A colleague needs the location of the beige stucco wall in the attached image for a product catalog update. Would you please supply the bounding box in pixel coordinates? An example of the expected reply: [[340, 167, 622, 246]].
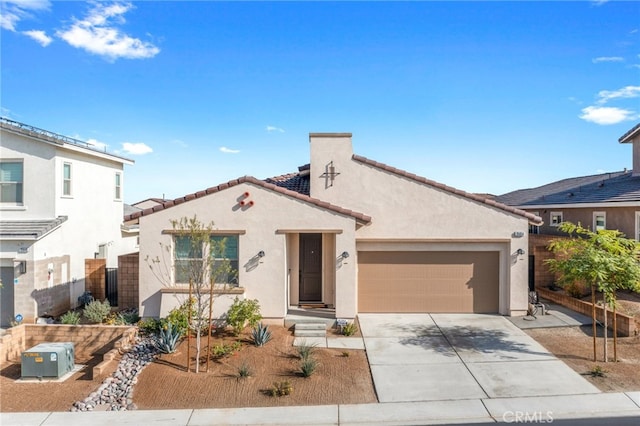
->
[[138, 181, 358, 319], [309, 134, 530, 315], [526, 206, 640, 240]]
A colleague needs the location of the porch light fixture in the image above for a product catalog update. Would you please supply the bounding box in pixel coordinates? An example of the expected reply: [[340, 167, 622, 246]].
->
[[512, 231, 525, 238], [257, 250, 265, 258], [516, 248, 525, 256], [340, 251, 349, 259]]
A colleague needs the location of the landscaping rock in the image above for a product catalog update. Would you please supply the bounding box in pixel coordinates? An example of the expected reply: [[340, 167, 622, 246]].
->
[[70, 337, 159, 412]]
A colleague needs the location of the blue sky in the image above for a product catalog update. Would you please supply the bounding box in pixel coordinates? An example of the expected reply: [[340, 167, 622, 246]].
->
[[2, 1, 639, 204]]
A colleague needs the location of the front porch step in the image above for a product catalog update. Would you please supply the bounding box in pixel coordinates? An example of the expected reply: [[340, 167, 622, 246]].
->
[[294, 322, 327, 338]]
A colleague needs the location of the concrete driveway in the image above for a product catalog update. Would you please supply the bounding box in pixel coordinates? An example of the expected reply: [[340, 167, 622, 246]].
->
[[358, 313, 601, 403]]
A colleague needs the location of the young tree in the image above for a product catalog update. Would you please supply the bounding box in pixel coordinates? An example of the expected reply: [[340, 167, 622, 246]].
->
[[546, 222, 640, 362], [146, 215, 236, 373]]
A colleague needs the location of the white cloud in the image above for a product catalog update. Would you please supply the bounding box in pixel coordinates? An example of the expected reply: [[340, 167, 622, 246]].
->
[[0, 0, 50, 31], [596, 85, 640, 104], [22, 29, 52, 46], [579, 106, 636, 125], [266, 125, 285, 133], [56, 1, 160, 61], [85, 138, 108, 151], [220, 147, 240, 154], [592, 56, 624, 63], [122, 142, 153, 155], [591, 0, 610, 6]]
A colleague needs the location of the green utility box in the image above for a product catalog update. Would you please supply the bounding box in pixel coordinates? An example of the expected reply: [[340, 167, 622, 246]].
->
[[21, 342, 74, 379]]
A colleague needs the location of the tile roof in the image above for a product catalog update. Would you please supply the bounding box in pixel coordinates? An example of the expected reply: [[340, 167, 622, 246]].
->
[[124, 176, 371, 225], [0, 216, 68, 240], [494, 170, 640, 206], [1, 117, 133, 164], [619, 122, 640, 143], [264, 164, 311, 195], [352, 154, 543, 225]]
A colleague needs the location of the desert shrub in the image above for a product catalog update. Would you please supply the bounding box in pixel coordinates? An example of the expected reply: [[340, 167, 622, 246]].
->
[[589, 365, 607, 377], [212, 341, 242, 358], [237, 362, 252, 378], [565, 281, 588, 298], [226, 297, 262, 336], [60, 310, 80, 325], [300, 357, 319, 377], [118, 309, 140, 325], [83, 300, 111, 324], [165, 297, 196, 337], [270, 381, 293, 397], [341, 321, 358, 336], [138, 317, 162, 335], [251, 322, 272, 347], [295, 341, 317, 360], [155, 322, 182, 354]]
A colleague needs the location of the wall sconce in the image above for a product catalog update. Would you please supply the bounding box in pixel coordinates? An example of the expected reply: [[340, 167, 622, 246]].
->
[[17, 261, 26, 275], [257, 250, 265, 258], [340, 251, 349, 259], [516, 248, 525, 256], [512, 231, 525, 238]]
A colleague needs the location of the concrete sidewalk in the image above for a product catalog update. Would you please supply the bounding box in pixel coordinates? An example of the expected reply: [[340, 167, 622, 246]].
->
[[2, 393, 640, 425]]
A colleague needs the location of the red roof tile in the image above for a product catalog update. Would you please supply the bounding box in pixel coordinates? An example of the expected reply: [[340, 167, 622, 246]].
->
[[123, 176, 372, 225]]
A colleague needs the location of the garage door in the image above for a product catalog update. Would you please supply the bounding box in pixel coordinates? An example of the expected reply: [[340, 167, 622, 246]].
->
[[358, 251, 499, 313]]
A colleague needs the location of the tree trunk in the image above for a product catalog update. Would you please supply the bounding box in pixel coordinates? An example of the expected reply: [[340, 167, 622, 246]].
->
[[591, 285, 597, 362], [187, 281, 192, 373], [206, 286, 214, 373], [602, 296, 608, 363]]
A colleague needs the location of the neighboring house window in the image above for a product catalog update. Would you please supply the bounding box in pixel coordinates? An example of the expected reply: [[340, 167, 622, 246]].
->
[[0, 161, 23, 203], [550, 211, 563, 227], [636, 212, 640, 241], [529, 211, 540, 234], [63, 162, 72, 196], [115, 172, 122, 200], [97, 244, 108, 259], [593, 212, 606, 231], [174, 235, 239, 285]]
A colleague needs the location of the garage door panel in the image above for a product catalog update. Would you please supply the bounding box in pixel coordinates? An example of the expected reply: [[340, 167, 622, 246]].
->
[[358, 251, 499, 313]]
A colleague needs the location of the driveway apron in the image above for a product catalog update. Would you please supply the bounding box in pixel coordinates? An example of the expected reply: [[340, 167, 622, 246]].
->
[[358, 313, 600, 403]]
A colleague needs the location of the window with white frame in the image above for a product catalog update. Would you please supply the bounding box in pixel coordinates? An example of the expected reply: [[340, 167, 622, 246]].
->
[[593, 211, 606, 231], [0, 161, 23, 203], [63, 162, 72, 196], [174, 235, 239, 285], [550, 211, 563, 226], [115, 172, 122, 200]]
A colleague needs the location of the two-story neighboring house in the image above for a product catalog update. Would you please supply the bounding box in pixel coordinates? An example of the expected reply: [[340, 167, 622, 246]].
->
[[0, 118, 134, 327], [494, 123, 640, 289]]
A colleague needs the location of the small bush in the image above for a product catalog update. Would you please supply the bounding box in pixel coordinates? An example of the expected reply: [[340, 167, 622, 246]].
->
[[237, 362, 252, 378], [165, 297, 196, 337], [155, 322, 182, 354], [60, 310, 81, 325], [212, 341, 242, 358], [341, 322, 358, 336], [118, 309, 140, 325], [589, 365, 607, 378], [341, 351, 350, 358], [300, 357, 319, 377], [226, 297, 262, 336], [270, 381, 293, 397], [83, 300, 111, 324], [251, 322, 272, 347], [564, 281, 588, 298], [296, 341, 317, 360], [138, 317, 162, 335]]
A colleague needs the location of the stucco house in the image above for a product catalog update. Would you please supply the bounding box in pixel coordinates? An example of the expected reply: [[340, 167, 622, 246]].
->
[[127, 133, 540, 322], [0, 118, 135, 327], [494, 122, 640, 290]]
